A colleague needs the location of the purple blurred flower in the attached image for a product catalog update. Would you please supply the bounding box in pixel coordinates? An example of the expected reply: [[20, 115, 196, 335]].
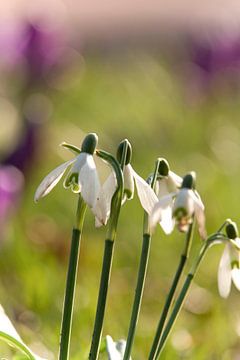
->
[[190, 36, 240, 90], [183, 36, 240, 100], [2, 120, 39, 174], [0, 166, 24, 236], [0, 21, 68, 89], [192, 38, 240, 75]]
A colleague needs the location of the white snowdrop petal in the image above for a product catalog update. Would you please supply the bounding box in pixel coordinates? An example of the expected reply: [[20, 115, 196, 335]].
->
[[130, 166, 158, 214], [173, 189, 194, 215], [70, 152, 87, 175], [92, 172, 117, 227], [190, 190, 205, 210], [160, 205, 175, 235], [123, 164, 134, 199], [193, 201, 206, 240], [0, 305, 22, 342], [231, 268, 240, 291], [79, 154, 101, 208], [106, 335, 122, 360], [0, 305, 46, 360], [169, 171, 182, 188], [155, 178, 169, 199], [218, 245, 232, 298], [106, 335, 131, 360], [149, 193, 175, 234], [34, 158, 75, 202]]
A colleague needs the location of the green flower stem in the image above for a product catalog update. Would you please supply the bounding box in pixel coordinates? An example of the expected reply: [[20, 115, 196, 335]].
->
[[59, 195, 87, 360], [89, 148, 124, 360], [123, 159, 161, 360], [88, 239, 114, 360], [148, 221, 194, 360], [155, 240, 210, 359]]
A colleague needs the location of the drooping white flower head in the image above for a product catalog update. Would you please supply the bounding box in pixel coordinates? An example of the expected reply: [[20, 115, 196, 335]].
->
[[149, 158, 182, 234], [114, 140, 161, 222], [218, 222, 240, 298], [154, 158, 182, 199], [34, 133, 113, 226], [106, 335, 132, 360], [150, 172, 206, 238], [172, 172, 206, 239]]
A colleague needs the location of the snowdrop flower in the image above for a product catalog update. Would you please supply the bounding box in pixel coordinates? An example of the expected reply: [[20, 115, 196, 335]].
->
[[154, 158, 182, 199], [106, 335, 132, 360], [218, 222, 240, 298], [116, 140, 159, 216], [151, 158, 182, 234], [93, 139, 158, 228], [150, 172, 206, 238], [34, 133, 113, 226], [172, 172, 206, 238]]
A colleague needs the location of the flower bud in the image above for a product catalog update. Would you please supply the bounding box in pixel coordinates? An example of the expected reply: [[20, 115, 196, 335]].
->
[[117, 139, 132, 165], [158, 158, 169, 177], [81, 133, 98, 154], [226, 222, 239, 239], [181, 172, 196, 189]]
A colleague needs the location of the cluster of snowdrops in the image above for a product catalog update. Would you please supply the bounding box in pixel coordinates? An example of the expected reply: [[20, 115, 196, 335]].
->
[[1, 133, 240, 360]]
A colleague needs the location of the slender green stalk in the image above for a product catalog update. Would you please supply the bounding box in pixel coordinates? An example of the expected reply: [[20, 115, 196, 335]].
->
[[123, 233, 151, 360], [89, 146, 125, 360], [88, 239, 114, 359], [155, 241, 209, 359], [59, 195, 87, 360], [123, 159, 161, 360], [148, 221, 194, 360]]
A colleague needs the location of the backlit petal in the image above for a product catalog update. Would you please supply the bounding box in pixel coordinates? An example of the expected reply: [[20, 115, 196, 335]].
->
[[106, 335, 130, 360], [218, 245, 232, 298], [123, 164, 134, 199], [0, 305, 46, 360], [191, 191, 206, 239], [34, 158, 75, 202], [79, 154, 101, 208], [160, 205, 175, 234], [169, 171, 182, 188], [149, 193, 176, 234], [130, 166, 158, 214], [173, 189, 194, 217], [93, 172, 117, 227], [155, 178, 169, 199], [231, 268, 240, 291]]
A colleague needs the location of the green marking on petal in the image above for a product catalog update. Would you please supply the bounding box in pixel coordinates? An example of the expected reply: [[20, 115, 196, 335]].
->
[[231, 260, 239, 269], [124, 188, 133, 199], [64, 173, 80, 192], [173, 207, 188, 220]]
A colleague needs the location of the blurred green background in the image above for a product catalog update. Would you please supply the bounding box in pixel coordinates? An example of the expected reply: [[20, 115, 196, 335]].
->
[[1, 21, 240, 359]]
